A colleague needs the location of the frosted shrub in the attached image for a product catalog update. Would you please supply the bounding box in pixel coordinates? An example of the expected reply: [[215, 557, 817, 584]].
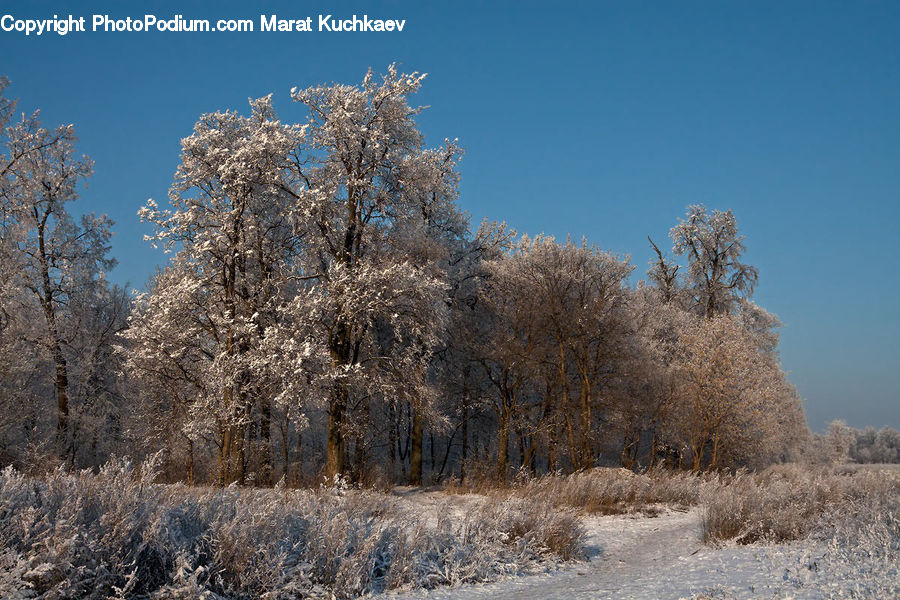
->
[[0, 462, 582, 599], [810, 489, 899, 599], [745, 473, 899, 599], [482, 467, 711, 514], [701, 464, 900, 545]]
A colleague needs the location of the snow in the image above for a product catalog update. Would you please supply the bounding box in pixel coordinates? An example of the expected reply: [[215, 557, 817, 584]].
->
[[378, 505, 838, 600]]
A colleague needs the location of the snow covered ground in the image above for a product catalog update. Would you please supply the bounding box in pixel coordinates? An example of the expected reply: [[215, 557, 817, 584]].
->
[[379, 496, 887, 600]]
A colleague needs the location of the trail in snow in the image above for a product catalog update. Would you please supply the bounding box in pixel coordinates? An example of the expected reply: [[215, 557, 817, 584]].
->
[[381, 504, 822, 600]]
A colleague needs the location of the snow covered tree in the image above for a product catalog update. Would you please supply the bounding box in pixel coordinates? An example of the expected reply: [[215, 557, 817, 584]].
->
[[624, 286, 692, 468], [132, 96, 306, 484], [63, 276, 130, 467], [473, 235, 633, 475], [429, 220, 514, 482], [647, 235, 681, 306], [131, 67, 465, 483], [0, 83, 115, 460], [852, 426, 900, 463], [285, 65, 461, 479], [825, 419, 856, 464], [672, 313, 796, 470], [0, 71, 819, 483], [670, 205, 758, 318]]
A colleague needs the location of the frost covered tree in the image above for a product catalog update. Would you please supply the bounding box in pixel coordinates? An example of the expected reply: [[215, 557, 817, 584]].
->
[[634, 206, 807, 470], [625, 285, 693, 468], [131, 96, 306, 484], [672, 313, 796, 470], [0, 80, 116, 461], [851, 426, 900, 464], [470, 246, 544, 478], [284, 65, 461, 479], [429, 221, 513, 482], [473, 235, 633, 476], [670, 205, 758, 318], [825, 419, 856, 464], [130, 66, 465, 483], [0, 73, 819, 483], [647, 235, 681, 306]]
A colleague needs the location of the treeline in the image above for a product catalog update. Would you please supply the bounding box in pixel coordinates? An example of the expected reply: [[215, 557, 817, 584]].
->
[[814, 420, 900, 464], [0, 67, 810, 486]]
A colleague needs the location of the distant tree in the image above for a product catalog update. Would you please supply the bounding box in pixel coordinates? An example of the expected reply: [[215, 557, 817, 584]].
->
[[870, 427, 900, 463], [825, 419, 856, 464], [836, 424, 900, 464]]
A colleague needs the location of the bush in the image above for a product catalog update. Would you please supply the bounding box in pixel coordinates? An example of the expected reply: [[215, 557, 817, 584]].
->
[[701, 463, 900, 545], [0, 461, 583, 599], [451, 467, 712, 515]]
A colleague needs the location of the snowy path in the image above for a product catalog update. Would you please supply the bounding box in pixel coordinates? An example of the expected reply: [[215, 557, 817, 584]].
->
[[382, 506, 819, 600]]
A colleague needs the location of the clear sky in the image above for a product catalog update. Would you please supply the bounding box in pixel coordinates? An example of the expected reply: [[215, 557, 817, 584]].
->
[[2, 1, 898, 431]]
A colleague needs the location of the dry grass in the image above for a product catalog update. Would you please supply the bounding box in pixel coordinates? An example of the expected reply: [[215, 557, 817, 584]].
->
[[450, 463, 898, 549], [3, 460, 893, 598], [0, 461, 583, 599], [701, 463, 900, 545], [448, 467, 713, 515]]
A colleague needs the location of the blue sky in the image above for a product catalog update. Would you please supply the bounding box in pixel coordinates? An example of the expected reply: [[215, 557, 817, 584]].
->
[[2, 1, 898, 431]]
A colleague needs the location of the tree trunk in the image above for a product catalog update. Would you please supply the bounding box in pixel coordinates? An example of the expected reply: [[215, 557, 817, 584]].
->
[[220, 424, 232, 485], [388, 402, 398, 475], [691, 440, 704, 472], [497, 407, 510, 480], [460, 398, 469, 482], [409, 409, 424, 486], [709, 430, 720, 471], [542, 378, 557, 473], [51, 341, 70, 455], [37, 214, 70, 459], [564, 410, 578, 471], [235, 424, 247, 485], [579, 374, 593, 468], [259, 397, 272, 485], [235, 400, 248, 485], [279, 418, 288, 481], [437, 426, 458, 480], [352, 434, 366, 484], [187, 438, 195, 485], [621, 430, 632, 469], [294, 431, 303, 485], [429, 431, 435, 475], [325, 393, 345, 479], [325, 314, 354, 478]]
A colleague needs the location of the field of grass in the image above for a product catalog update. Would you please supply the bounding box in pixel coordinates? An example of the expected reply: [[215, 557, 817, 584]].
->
[[1, 462, 896, 599]]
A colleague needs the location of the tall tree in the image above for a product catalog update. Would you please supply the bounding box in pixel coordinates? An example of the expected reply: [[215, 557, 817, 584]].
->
[[286, 65, 461, 479], [133, 96, 306, 484], [0, 86, 114, 459], [475, 235, 632, 475]]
